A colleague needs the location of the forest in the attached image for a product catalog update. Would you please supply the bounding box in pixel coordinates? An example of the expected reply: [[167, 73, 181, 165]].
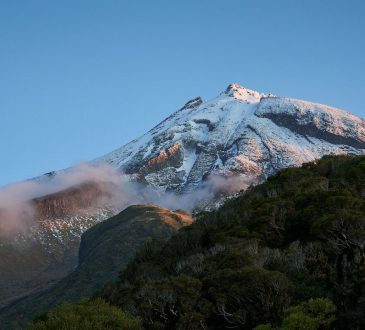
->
[[29, 155, 365, 329]]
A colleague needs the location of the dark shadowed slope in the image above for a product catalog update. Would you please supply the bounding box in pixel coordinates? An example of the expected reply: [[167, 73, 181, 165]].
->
[[0, 204, 192, 329], [0, 182, 115, 309]]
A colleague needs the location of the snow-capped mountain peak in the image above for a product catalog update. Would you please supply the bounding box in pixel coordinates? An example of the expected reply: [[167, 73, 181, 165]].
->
[[97, 84, 365, 193]]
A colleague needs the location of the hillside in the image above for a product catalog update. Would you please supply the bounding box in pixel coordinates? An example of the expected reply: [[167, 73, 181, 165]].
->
[[0, 182, 115, 309], [92, 155, 365, 329], [0, 205, 192, 329]]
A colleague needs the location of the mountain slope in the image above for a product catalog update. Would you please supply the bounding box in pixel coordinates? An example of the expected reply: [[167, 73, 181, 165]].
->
[[0, 182, 115, 309], [98, 155, 365, 329], [0, 205, 192, 328]]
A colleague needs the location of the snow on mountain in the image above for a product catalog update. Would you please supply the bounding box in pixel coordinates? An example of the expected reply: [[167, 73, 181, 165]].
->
[[96, 83, 365, 193]]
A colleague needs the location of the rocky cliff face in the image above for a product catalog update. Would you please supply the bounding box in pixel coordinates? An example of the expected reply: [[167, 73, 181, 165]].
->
[[32, 182, 112, 219]]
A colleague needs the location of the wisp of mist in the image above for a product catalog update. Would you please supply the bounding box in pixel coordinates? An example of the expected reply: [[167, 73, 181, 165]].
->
[[0, 163, 253, 235]]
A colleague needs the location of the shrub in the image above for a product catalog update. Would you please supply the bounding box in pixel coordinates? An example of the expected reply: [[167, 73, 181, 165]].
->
[[28, 298, 141, 330]]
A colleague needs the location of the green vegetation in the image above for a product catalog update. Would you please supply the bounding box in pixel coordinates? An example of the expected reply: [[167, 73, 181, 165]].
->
[[99, 155, 365, 329], [254, 298, 337, 330], [26, 155, 365, 329], [28, 298, 141, 330]]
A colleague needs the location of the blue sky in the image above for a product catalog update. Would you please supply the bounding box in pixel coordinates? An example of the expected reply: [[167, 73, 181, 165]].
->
[[0, 0, 364, 186]]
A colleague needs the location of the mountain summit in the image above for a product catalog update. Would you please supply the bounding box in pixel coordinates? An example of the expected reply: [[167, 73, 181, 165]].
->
[[96, 83, 365, 193], [224, 83, 273, 101]]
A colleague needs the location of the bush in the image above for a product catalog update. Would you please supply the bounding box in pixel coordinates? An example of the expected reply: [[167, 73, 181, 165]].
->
[[282, 298, 336, 330], [254, 298, 336, 330], [28, 298, 141, 330]]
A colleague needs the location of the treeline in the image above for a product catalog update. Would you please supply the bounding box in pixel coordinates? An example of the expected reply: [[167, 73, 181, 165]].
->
[[29, 155, 365, 329]]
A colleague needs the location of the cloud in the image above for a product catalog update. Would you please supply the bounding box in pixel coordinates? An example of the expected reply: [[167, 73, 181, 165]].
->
[[0, 164, 121, 235], [147, 173, 254, 212], [0, 163, 254, 236]]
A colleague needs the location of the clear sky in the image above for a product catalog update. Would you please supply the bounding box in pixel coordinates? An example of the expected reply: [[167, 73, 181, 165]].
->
[[0, 0, 364, 186]]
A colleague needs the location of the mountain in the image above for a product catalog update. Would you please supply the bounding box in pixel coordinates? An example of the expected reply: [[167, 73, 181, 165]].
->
[[0, 205, 192, 328], [96, 83, 365, 193], [1, 83, 364, 310]]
